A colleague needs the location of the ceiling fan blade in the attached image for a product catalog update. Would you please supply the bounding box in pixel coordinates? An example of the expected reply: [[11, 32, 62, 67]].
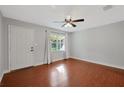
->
[[53, 21, 65, 23], [71, 23, 76, 27], [61, 24, 66, 27], [72, 19, 84, 22]]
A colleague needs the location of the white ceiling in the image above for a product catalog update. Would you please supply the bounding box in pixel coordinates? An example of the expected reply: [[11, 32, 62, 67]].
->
[[0, 5, 124, 32]]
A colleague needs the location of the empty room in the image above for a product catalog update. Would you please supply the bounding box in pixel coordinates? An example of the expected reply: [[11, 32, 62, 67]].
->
[[0, 5, 124, 87]]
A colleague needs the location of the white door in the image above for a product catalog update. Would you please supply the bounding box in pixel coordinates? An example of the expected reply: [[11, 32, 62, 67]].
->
[[9, 25, 34, 70]]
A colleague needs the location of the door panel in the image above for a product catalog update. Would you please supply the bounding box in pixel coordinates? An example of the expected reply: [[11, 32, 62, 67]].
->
[[9, 25, 34, 70]]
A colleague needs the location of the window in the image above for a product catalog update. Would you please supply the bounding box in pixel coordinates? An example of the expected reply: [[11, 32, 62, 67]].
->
[[49, 33, 65, 52]]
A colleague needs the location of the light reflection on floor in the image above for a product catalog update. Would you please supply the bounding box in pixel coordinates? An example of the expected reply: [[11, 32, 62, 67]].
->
[[50, 64, 68, 86]]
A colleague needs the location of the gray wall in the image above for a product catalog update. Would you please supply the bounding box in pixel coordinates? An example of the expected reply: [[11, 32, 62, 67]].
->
[[0, 11, 3, 78], [69, 21, 124, 69], [0, 11, 4, 79], [3, 17, 67, 72]]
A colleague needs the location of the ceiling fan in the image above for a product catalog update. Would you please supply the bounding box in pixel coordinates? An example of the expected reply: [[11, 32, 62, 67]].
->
[[54, 16, 84, 27]]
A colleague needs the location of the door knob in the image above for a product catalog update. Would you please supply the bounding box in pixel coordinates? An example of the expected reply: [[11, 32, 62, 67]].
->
[[30, 46, 34, 52]]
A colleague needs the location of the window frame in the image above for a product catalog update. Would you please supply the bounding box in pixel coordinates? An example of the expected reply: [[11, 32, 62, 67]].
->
[[49, 32, 65, 52]]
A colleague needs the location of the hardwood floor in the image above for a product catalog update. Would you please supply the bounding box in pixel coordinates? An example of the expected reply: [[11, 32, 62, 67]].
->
[[1, 58, 124, 87]]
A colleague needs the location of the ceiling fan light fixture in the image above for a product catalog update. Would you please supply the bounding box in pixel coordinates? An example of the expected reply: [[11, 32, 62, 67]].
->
[[64, 23, 72, 27], [66, 15, 71, 20]]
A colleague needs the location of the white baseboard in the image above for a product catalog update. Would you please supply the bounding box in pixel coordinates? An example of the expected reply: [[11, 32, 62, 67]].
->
[[4, 70, 10, 74], [32, 58, 66, 66], [0, 69, 10, 83], [0, 75, 3, 83], [70, 56, 124, 70], [0, 72, 4, 83], [34, 62, 44, 66], [52, 58, 65, 63]]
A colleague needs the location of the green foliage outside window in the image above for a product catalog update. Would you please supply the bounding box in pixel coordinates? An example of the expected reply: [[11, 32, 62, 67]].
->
[[49, 34, 65, 51]]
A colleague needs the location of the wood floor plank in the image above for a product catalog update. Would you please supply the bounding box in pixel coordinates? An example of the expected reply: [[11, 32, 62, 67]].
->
[[1, 58, 124, 87]]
